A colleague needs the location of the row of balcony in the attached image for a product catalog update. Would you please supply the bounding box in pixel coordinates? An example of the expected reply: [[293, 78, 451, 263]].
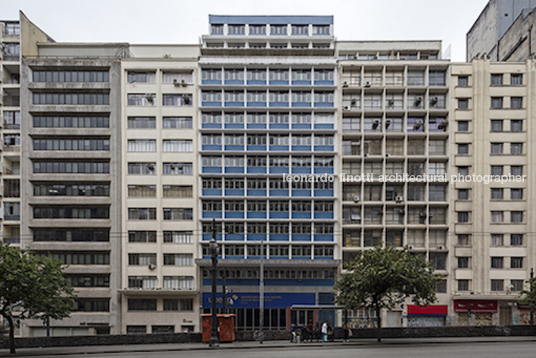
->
[[202, 189, 333, 197], [201, 123, 334, 130], [202, 144, 334, 152], [201, 101, 334, 108], [202, 211, 334, 220], [202, 166, 334, 174], [202, 79, 334, 86], [200, 233, 334, 242]]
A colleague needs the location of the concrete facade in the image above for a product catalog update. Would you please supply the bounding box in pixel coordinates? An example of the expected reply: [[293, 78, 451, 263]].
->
[[467, 0, 536, 61]]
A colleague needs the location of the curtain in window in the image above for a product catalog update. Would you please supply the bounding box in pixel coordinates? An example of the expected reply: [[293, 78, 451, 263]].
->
[[162, 140, 192, 152], [128, 140, 156, 152]]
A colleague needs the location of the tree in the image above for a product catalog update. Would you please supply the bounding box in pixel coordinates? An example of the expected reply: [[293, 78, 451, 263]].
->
[[0, 243, 75, 354], [334, 245, 440, 342]]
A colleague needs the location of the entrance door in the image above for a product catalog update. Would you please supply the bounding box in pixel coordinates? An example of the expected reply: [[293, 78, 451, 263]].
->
[[385, 311, 401, 327], [499, 306, 512, 325]]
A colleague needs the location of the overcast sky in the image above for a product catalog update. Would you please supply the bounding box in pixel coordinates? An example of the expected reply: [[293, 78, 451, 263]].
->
[[3, 0, 490, 62]]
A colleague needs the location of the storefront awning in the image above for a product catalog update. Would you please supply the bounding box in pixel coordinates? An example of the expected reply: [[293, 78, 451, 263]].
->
[[454, 300, 497, 313], [407, 305, 448, 316]]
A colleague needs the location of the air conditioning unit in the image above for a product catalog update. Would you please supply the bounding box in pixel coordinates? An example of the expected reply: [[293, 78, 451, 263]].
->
[[181, 79, 188, 87], [350, 214, 360, 221], [385, 153, 390, 157], [364, 81, 371, 87], [414, 96, 422, 106], [148, 263, 157, 270], [170, 164, 176, 170], [372, 119, 380, 129], [353, 195, 360, 203], [147, 164, 155, 170], [342, 81, 349, 87], [395, 195, 404, 203], [413, 121, 423, 130], [173, 78, 180, 86], [419, 212, 427, 217], [364, 153, 369, 157], [351, 99, 358, 106], [438, 120, 448, 130], [343, 106, 349, 110], [408, 245, 415, 251], [183, 96, 191, 105], [430, 97, 438, 106], [145, 94, 154, 102], [388, 99, 394, 106], [437, 245, 446, 251], [398, 209, 405, 215]]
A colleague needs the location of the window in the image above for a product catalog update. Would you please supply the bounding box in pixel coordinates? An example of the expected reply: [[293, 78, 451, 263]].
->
[[456, 234, 469, 246], [128, 208, 156, 220], [491, 74, 503, 85], [511, 257, 523, 269], [511, 97, 523, 109], [163, 94, 192, 106], [313, 25, 330, 35], [491, 280, 504, 291], [163, 208, 193, 220], [128, 162, 156, 175], [38, 252, 109, 265], [458, 189, 469, 200], [292, 25, 308, 35], [128, 299, 156, 311], [511, 74, 523, 85], [491, 188, 503, 200], [164, 299, 194, 311], [228, 24, 245, 35], [2, 43, 20, 61], [163, 117, 193, 129], [407, 71, 425, 86], [510, 143, 523, 155], [490, 143, 503, 154], [511, 280, 524, 291], [211, 24, 223, 35], [510, 188, 523, 200], [458, 144, 469, 155], [458, 212, 469, 223], [33, 70, 109, 83], [249, 25, 266, 35], [458, 121, 469, 132], [162, 72, 193, 84], [491, 257, 503, 269], [163, 163, 193, 175], [457, 98, 468, 109], [458, 257, 469, 269], [490, 120, 503, 132], [511, 211, 523, 223], [510, 120, 522, 132], [33, 115, 109, 128], [128, 140, 156, 152], [270, 25, 287, 35], [4, 22, 20, 36], [491, 211, 503, 223], [128, 117, 156, 129], [66, 275, 110, 288], [163, 185, 193, 198], [458, 166, 469, 176], [127, 94, 155, 106], [458, 280, 469, 291], [511, 166, 523, 176], [33, 93, 110, 105], [128, 185, 156, 198], [491, 234, 504, 246], [73, 299, 110, 312], [491, 97, 503, 109], [33, 161, 110, 174], [163, 231, 193, 244], [491, 165, 503, 176], [511, 234, 523, 246], [34, 229, 109, 242], [163, 140, 193, 152], [429, 70, 446, 86], [458, 76, 469, 87], [128, 231, 157, 243], [3, 111, 20, 129], [164, 254, 193, 266], [33, 138, 110, 151]]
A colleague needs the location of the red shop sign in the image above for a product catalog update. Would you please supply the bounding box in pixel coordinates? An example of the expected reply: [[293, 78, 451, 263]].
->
[[454, 300, 497, 313]]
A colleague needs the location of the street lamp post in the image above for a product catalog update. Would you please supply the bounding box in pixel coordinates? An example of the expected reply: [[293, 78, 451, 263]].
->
[[530, 268, 534, 326], [209, 219, 220, 347], [259, 237, 264, 344]]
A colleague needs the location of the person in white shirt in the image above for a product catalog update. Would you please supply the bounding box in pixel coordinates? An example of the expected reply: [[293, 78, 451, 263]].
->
[[321, 321, 328, 343]]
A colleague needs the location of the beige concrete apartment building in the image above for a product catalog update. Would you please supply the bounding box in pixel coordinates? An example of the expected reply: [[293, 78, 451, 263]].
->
[[119, 45, 201, 334], [450, 58, 536, 326], [337, 40, 452, 327]]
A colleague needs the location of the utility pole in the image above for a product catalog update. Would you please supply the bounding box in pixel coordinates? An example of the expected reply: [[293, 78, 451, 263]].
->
[[259, 237, 264, 344], [222, 270, 227, 314]]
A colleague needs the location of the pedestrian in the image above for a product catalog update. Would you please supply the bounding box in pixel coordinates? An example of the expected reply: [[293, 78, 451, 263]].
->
[[313, 322, 321, 342], [321, 320, 328, 342], [342, 321, 349, 342]]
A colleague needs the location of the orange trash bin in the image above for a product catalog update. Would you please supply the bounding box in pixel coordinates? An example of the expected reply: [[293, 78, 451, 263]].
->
[[201, 314, 236, 342]]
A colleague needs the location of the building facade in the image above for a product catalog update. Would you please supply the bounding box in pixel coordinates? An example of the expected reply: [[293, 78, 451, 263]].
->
[[195, 15, 341, 330], [337, 40, 452, 327], [450, 58, 536, 326]]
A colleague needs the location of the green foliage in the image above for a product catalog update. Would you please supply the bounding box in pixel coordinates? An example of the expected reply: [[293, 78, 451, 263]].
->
[[334, 245, 440, 341], [519, 276, 536, 306], [0, 243, 75, 353]]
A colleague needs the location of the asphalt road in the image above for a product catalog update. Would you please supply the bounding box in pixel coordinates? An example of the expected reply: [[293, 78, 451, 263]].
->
[[37, 341, 536, 358]]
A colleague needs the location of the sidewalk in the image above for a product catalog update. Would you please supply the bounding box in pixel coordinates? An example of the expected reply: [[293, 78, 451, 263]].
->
[[2, 336, 536, 357]]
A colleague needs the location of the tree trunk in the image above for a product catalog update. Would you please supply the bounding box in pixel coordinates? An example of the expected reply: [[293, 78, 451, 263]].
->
[[4, 314, 16, 354], [376, 307, 382, 342]]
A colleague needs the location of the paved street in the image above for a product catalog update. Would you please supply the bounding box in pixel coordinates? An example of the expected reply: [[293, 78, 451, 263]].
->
[[3, 338, 536, 358]]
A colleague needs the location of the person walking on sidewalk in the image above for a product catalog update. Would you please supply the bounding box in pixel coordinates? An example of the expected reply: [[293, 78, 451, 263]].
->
[[321, 321, 328, 343]]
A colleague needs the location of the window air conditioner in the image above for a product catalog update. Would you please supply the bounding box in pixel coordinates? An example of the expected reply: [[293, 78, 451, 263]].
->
[[395, 196, 404, 203], [145, 94, 154, 102], [438, 120, 448, 130], [147, 164, 155, 170], [148, 263, 157, 270], [430, 97, 438, 106], [173, 78, 180, 86], [181, 79, 187, 87], [342, 81, 349, 87], [437, 245, 446, 251], [414, 96, 422, 106], [408, 245, 415, 251], [364, 81, 371, 87], [353, 196, 360, 203]]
